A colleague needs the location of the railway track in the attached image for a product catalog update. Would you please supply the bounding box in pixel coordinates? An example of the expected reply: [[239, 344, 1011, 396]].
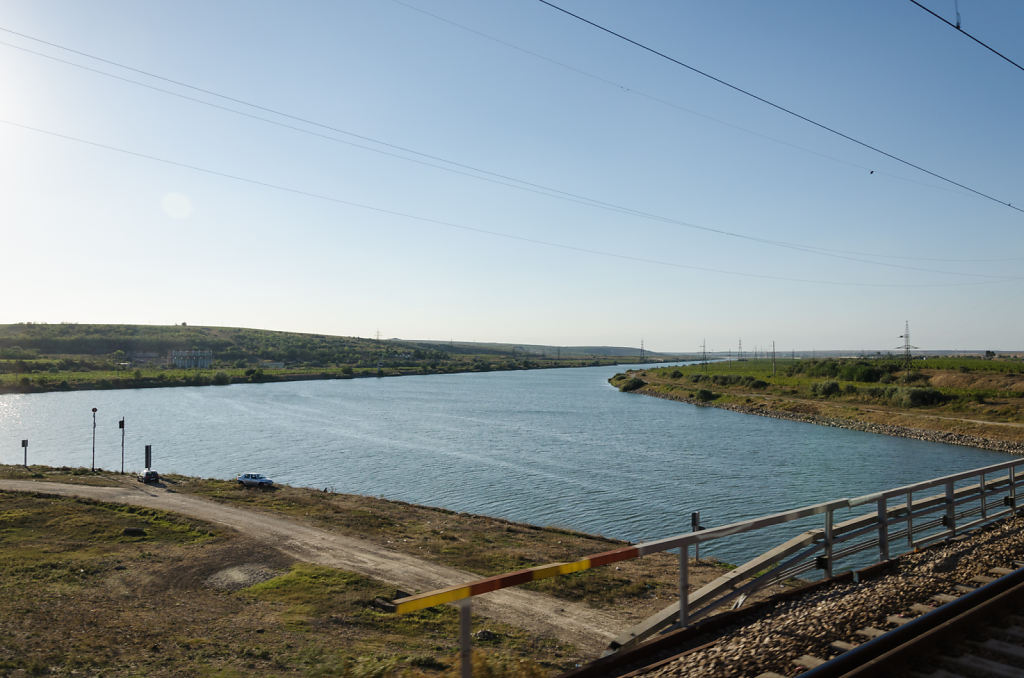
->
[[561, 553, 1024, 678], [771, 562, 1024, 677]]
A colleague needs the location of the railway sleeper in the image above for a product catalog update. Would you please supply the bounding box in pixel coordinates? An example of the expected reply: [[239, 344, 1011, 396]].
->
[[854, 626, 887, 640], [792, 655, 827, 670], [969, 637, 1024, 664], [998, 625, 1024, 642], [939, 652, 1023, 678], [829, 640, 858, 654]]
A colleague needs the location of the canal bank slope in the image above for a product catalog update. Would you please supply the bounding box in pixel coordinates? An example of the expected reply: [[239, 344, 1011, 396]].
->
[[0, 466, 743, 663], [613, 360, 1024, 455]]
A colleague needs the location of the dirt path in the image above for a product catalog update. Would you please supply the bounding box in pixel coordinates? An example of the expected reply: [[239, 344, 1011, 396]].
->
[[0, 478, 624, 655]]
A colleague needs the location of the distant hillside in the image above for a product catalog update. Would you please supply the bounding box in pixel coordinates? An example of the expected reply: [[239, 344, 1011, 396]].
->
[[0, 323, 674, 370], [415, 339, 685, 359]]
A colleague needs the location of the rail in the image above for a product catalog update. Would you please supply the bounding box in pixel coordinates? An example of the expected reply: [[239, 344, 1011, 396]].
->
[[385, 457, 1024, 677]]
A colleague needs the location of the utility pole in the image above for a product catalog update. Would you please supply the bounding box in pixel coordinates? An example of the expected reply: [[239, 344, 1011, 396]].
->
[[772, 341, 776, 377]]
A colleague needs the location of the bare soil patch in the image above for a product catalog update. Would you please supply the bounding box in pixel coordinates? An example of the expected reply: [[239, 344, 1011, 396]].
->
[[0, 469, 774, 675]]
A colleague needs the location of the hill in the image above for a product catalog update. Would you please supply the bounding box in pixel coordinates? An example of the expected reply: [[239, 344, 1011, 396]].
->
[[0, 323, 678, 394]]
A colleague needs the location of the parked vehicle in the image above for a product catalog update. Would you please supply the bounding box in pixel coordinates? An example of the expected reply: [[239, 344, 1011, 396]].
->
[[236, 472, 274, 488], [137, 468, 160, 484]]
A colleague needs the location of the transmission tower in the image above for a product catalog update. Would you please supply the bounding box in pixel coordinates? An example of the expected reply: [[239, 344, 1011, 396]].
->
[[640, 338, 645, 362], [897, 321, 918, 372], [701, 339, 708, 372]]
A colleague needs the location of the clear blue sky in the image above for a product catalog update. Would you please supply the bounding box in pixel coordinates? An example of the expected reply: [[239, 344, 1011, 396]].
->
[[2, 0, 1021, 352]]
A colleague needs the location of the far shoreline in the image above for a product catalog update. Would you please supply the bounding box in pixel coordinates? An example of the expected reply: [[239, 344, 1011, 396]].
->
[[633, 385, 1024, 456], [0, 357, 680, 396]]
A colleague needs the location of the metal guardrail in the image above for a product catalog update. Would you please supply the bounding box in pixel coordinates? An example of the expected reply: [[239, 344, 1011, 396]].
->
[[386, 457, 1024, 676]]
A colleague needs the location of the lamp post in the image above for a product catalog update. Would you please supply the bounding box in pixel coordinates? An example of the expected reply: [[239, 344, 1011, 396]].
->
[[119, 417, 125, 474], [91, 407, 97, 471]]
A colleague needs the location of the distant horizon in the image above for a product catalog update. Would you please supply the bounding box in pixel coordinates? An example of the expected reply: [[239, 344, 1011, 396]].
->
[[2, 320, 1020, 356]]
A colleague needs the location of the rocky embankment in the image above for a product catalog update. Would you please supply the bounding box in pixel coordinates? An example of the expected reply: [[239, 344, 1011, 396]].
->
[[637, 386, 1024, 455], [642, 513, 1024, 677]]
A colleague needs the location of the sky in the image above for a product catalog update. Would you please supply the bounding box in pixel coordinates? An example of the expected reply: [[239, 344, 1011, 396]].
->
[[1, 0, 1022, 352]]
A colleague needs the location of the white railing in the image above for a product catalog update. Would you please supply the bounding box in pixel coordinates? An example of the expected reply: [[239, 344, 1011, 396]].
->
[[611, 456, 1024, 650], [390, 456, 1024, 674]]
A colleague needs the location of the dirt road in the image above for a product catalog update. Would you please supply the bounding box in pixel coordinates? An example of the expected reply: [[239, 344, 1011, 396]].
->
[[0, 478, 624, 655]]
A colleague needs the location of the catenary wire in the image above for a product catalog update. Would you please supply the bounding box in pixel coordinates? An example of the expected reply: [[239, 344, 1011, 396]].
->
[[0, 29, 1007, 274], [535, 0, 1024, 215], [391, 0, 988, 204], [0, 32, 943, 274], [1, 117, 1012, 289], [906, 0, 1024, 74]]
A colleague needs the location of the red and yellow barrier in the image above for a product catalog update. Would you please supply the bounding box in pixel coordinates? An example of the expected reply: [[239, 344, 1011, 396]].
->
[[391, 544, 640, 614]]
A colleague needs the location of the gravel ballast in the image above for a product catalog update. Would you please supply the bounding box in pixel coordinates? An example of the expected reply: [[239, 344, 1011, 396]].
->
[[640, 514, 1024, 677]]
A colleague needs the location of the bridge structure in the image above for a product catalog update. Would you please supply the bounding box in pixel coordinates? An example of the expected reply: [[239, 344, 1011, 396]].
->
[[385, 457, 1024, 678]]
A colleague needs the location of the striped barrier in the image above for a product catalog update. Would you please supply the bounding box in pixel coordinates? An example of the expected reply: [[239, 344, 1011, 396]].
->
[[388, 497, 851, 614], [385, 457, 1024, 678], [389, 457, 1024, 619], [389, 544, 640, 614]]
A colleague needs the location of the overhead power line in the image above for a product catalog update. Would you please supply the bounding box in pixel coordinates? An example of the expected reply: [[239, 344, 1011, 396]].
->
[[905, 0, 1024, 74], [2, 117, 1011, 289], [0, 27, 1009, 275], [535, 0, 1024, 215], [0, 27, 1007, 276]]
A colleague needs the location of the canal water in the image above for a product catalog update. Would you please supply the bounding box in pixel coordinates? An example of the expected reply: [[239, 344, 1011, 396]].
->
[[0, 363, 1012, 564]]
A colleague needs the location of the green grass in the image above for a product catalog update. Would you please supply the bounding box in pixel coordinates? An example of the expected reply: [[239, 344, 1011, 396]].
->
[[615, 356, 1024, 445], [0, 492, 571, 676], [0, 322, 651, 394], [172, 475, 691, 610]]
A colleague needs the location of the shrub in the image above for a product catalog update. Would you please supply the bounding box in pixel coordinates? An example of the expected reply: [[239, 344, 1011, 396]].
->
[[811, 381, 841, 397], [840, 363, 884, 383], [212, 371, 231, 386], [670, 369, 683, 379], [749, 379, 769, 389], [896, 387, 947, 407], [695, 388, 715, 402], [619, 377, 646, 392]]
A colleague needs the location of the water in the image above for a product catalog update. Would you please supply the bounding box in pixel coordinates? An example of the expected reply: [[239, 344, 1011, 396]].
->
[[0, 364, 1013, 564]]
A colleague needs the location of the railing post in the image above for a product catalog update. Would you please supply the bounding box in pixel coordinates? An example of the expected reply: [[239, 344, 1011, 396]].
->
[[459, 599, 472, 678], [981, 473, 987, 519], [877, 497, 889, 561], [679, 545, 689, 627], [824, 508, 834, 579], [945, 480, 956, 536], [1012, 466, 1018, 510], [906, 491, 914, 547]]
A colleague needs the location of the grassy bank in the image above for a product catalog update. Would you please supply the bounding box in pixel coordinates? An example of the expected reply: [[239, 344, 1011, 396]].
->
[[0, 465, 737, 676], [0, 323, 681, 395], [611, 357, 1024, 450], [0, 360, 626, 395], [0, 489, 560, 677]]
